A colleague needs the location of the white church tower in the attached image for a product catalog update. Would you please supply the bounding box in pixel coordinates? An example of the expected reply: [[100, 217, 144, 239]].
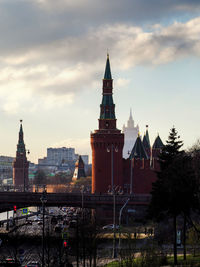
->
[[122, 109, 139, 158]]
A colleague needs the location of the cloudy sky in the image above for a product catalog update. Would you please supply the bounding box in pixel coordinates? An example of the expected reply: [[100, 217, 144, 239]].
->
[[0, 0, 200, 163]]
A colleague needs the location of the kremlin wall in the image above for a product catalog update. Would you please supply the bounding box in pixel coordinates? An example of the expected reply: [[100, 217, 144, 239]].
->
[[91, 55, 164, 195]]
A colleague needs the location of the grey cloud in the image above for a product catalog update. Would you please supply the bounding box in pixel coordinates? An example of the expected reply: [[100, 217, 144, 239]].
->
[[0, 0, 200, 110], [1, 17, 200, 99], [0, 0, 200, 56]]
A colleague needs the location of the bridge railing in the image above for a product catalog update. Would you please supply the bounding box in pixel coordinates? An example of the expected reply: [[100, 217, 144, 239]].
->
[[0, 184, 92, 193]]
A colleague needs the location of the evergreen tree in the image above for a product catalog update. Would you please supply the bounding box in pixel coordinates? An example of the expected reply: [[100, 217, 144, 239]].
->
[[159, 126, 183, 170], [149, 127, 198, 264]]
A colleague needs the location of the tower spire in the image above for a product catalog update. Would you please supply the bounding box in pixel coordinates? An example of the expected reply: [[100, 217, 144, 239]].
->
[[145, 125, 150, 146], [127, 108, 134, 128], [17, 119, 25, 155], [99, 54, 116, 129], [130, 108, 133, 120], [104, 53, 112, 80]]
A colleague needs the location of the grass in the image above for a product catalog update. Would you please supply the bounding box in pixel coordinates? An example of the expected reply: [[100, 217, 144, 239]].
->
[[167, 254, 200, 266], [104, 254, 200, 267]]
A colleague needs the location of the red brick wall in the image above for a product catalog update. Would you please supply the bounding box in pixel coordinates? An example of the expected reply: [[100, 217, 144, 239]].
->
[[123, 158, 159, 194]]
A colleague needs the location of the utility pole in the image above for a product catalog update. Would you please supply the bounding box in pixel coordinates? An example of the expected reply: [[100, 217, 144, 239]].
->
[[40, 189, 47, 267]]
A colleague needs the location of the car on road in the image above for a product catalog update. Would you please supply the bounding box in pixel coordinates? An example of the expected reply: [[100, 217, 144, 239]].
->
[[102, 224, 119, 230], [49, 209, 54, 214], [34, 216, 42, 222], [25, 220, 32, 225]]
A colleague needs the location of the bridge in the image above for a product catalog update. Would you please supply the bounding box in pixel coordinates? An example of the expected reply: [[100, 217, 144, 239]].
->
[[0, 191, 151, 212]]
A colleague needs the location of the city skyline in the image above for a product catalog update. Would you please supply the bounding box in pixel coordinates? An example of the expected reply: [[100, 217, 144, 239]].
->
[[0, 0, 200, 163]]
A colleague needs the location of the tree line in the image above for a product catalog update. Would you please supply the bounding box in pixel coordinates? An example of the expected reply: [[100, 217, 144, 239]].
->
[[149, 126, 200, 265]]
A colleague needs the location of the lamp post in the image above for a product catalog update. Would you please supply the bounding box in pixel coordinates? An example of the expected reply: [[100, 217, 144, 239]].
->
[[108, 185, 123, 258], [118, 198, 129, 252], [107, 144, 120, 258], [107, 144, 118, 191], [40, 188, 47, 267], [128, 151, 135, 195], [23, 149, 30, 192]]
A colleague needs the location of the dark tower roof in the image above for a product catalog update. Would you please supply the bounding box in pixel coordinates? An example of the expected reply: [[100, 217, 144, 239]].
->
[[17, 120, 26, 154], [104, 54, 112, 80], [143, 134, 150, 149], [76, 155, 84, 167], [145, 125, 150, 146], [130, 135, 149, 159], [73, 155, 86, 180], [153, 135, 164, 149], [99, 54, 116, 121]]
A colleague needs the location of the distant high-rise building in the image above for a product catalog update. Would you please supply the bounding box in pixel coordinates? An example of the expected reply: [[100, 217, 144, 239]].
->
[[122, 110, 139, 158], [0, 156, 14, 180], [47, 147, 75, 165], [38, 147, 76, 166], [13, 120, 29, 189]]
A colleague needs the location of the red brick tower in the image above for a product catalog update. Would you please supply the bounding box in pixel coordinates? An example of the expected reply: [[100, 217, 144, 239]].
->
[[13, 120, 29, 190], [90, 55, 124, 193]]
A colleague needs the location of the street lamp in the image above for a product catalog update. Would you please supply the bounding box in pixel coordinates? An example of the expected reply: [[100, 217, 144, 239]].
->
[[128, 150, 136, 195], [40, 188, 47, 267], [107, 144, 118, 191], [108, 185, 123, 259], [118, 198, 130, 252], [23, 149, 30, 192]]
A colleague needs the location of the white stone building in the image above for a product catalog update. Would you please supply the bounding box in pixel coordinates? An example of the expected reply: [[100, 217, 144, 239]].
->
[[122, 110, 139, 159]]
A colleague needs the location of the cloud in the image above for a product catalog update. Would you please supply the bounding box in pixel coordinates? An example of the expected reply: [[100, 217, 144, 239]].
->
[[0, 0, 200, 56], [1, 12, 200, 114]]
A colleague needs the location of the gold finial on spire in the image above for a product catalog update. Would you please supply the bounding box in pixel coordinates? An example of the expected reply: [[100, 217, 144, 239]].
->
[[107, 49, 109, 58], [138, 132, 140, 137]]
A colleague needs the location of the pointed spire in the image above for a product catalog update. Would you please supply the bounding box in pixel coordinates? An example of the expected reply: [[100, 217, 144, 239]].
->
[[17, 119, 25, 154], [73, 155, 86, 180], [127, 108, 134, 128], [77, 155, 84, 166], [99, 54, 116, 124], [104, 53, 112, 80], [20, 119, 23, 134], [145, 125, 150, 146], [130, 108, 133, 120], [153, 134, 164, 149], [130, 135, 149, 159], [143, 134, 150, 149]]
